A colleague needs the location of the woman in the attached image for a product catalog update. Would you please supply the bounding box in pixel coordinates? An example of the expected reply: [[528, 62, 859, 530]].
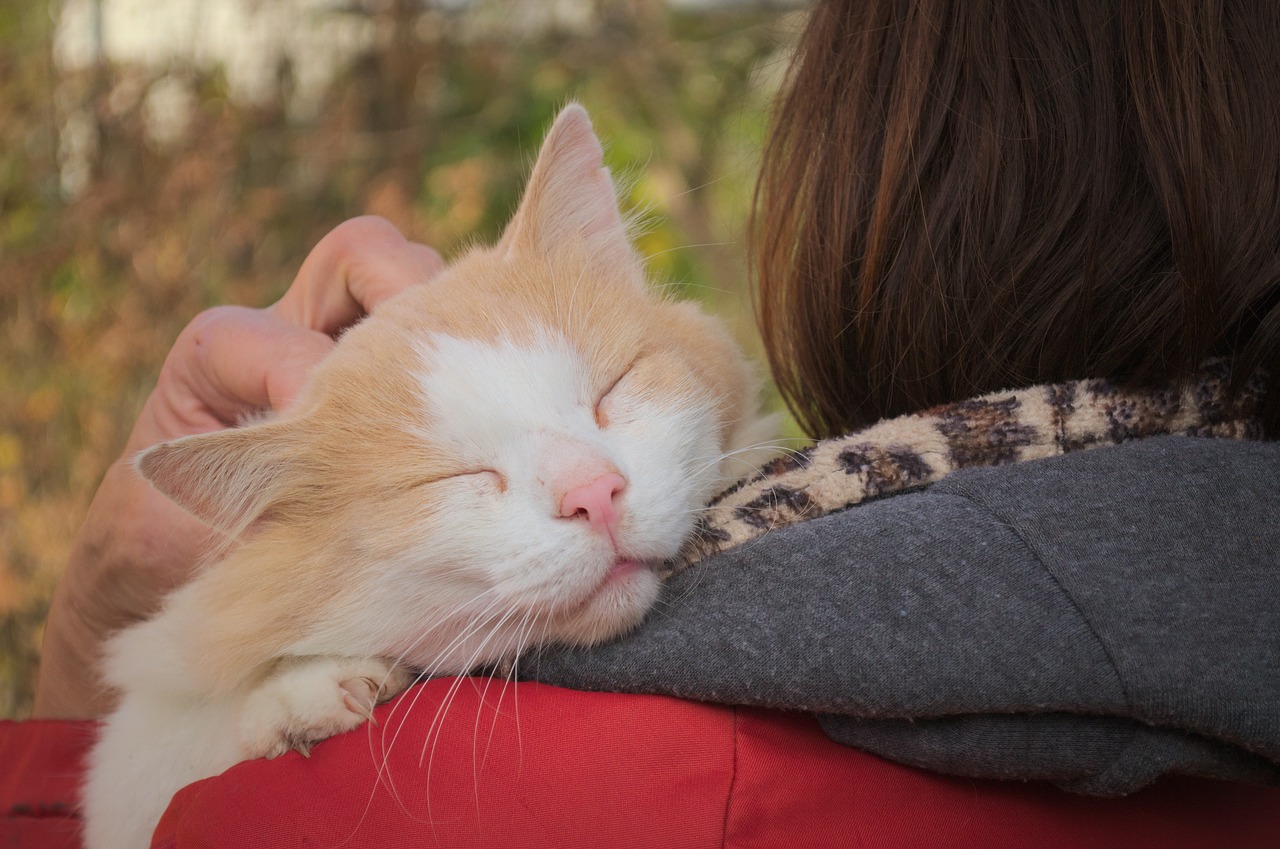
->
[[528, 0, 1280, 801], [7, 0, 1278, 846]]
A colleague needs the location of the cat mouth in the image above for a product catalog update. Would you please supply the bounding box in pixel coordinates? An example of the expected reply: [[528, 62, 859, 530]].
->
[[605, 558, 647, 582], [566, 557, 655, 608]]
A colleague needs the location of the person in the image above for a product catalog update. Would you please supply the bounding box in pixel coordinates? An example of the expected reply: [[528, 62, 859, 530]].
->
[[29, 216, 446, 721], [5, 1, 1278, 847]]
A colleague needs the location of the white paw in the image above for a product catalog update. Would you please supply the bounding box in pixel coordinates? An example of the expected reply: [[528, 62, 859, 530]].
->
[[238, 656, 414, 759]]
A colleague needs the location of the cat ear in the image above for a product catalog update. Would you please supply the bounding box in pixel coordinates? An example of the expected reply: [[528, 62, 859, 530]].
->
[[499, 103, 631, 263], [135, 422, 299, 536]]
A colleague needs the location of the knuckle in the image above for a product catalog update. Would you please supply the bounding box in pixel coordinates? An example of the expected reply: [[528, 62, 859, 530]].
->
[[177, 306, 239, 359], [413, 243, 446, 275], [273, 328, 333, 375], [169, 305, 264, 378], [326, 215, 403, 255]]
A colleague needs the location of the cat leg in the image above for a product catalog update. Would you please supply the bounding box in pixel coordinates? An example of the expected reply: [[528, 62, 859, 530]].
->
[[84, 690, 242, 849], [238, 655, 414, 759], [84, 609, 253, 849]]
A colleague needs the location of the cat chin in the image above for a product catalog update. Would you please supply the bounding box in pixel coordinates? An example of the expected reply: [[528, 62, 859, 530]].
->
[[543, 560, 662, 648]]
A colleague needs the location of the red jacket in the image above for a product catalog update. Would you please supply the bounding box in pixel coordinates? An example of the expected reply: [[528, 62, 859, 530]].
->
[[4, 680, 1278, 848]]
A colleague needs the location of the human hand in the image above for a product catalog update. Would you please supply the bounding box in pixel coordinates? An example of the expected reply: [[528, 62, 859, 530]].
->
[[33, 217, 444, 719]]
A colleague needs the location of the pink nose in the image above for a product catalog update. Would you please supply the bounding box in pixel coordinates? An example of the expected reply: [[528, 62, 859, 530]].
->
[[559, 472, 626, 540]]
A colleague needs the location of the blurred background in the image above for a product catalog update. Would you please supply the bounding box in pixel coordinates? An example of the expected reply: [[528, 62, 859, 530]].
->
[[0, 0, 804, 717]]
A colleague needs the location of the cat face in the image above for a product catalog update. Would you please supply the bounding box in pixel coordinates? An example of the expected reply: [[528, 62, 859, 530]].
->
[[137, 105, 768, 677]]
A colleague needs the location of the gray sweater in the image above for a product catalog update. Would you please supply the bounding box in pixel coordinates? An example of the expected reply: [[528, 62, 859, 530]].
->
[[530, 436, 1280, 795]]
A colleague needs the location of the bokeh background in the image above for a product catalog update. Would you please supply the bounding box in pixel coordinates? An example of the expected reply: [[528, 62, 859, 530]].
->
[[0, 0, 803, 717]]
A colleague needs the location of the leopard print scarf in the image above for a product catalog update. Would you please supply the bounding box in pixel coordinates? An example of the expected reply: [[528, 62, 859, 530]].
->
[[677, 360, 1264, 572]]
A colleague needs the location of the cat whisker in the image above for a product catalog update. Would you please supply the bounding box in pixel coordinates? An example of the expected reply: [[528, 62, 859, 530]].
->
[[663, 168, 741, 202], [337, 658, 440, 848], [653, 562, 710, 614], [379, 587, 505, 738], [717, 437, 811, 463], [471, 605, 541, 813], [510, 609, 547, 771], [385, 592, 508, 750], [690, 436, 805, 477], [396, 590, 503, 670], [383, 598, 523, 835], [421, 600, 526, 770], [644, 240, 733, 261], [417, 601, 537, 828], [373, 589, 509, 817], [664, 280, 741, 297]]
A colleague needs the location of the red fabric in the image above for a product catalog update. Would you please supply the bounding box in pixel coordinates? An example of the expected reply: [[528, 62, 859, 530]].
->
[[0, 718, 97, 849], [5, 682, 1280, 849]]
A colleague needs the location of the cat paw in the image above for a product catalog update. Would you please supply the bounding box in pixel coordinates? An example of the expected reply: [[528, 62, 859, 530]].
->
[[238, 656, 415, 760]]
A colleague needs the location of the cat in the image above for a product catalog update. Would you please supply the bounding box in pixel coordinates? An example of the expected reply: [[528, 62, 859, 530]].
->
[[81, 103, 775, 849]]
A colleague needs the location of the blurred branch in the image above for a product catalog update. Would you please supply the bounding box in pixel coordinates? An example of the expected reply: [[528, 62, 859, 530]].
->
[[0, 0, 799, 717]]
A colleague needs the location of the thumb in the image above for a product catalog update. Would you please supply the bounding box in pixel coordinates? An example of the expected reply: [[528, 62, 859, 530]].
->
[[160, 306, 336, 433]]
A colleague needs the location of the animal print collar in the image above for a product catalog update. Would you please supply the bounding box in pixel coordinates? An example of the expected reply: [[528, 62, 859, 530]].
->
[[677, 360, 1264, 571]]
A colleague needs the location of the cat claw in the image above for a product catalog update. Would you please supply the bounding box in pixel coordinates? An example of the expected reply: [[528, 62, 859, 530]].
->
[[341, 690, 377, 725], [240, 658, 411, 762]]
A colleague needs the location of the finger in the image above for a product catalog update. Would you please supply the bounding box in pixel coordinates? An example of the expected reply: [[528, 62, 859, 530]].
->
[[159, 306, 335, 429], [271, 216, 445, 335]]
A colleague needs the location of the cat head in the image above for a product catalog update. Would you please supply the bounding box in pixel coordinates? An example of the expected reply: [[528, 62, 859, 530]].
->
[[136, 105, 773, 674]]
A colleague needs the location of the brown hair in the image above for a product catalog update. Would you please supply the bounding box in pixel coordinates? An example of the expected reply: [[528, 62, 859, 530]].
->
[[754, 0, 1280, 439]]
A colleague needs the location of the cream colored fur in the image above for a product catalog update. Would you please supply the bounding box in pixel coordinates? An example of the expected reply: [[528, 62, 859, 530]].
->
[[82, 104, 773, 849]]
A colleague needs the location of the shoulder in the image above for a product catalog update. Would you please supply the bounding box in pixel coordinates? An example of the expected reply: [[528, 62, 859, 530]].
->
[[735, 435, 1279, 568], [926, 436, 1279, 570], [935, 435, 1280, 501]]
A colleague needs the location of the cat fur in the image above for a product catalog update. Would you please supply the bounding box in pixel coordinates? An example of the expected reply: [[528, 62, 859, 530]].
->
[[82, 104, 774, 849]]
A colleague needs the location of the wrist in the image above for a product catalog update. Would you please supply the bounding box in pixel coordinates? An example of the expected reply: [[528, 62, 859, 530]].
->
[[33, 578, 116, 719], [32, 460, 185, 718]]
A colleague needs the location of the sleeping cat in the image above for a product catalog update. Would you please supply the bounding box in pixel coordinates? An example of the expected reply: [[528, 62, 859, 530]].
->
[[82, 104, 774, 849]]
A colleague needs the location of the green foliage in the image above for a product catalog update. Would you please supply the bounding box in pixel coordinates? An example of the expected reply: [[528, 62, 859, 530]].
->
[[0, 0, 802, 717]]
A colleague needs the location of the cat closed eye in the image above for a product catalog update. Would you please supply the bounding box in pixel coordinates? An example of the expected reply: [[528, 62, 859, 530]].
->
[[594, 363, 636, 429], [412, 469, 506, 492], [464, 469, 507, 492]]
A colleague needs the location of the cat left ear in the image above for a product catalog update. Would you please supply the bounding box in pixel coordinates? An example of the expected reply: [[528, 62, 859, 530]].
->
[[135, 421, 300, 537], [499, 103, 632, 264]]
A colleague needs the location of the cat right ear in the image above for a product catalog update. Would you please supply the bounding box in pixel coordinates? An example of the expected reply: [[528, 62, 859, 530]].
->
[[498, 103, 632, 265], [135, 422, 299, 536]]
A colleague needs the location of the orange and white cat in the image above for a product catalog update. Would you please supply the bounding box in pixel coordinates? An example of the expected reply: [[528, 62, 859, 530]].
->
[[82, 104, 774, 849]]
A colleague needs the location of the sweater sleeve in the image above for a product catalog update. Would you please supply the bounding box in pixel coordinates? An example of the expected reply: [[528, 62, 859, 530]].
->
[[0, 718, 97, 848], [527, 436, 1280, 795]]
